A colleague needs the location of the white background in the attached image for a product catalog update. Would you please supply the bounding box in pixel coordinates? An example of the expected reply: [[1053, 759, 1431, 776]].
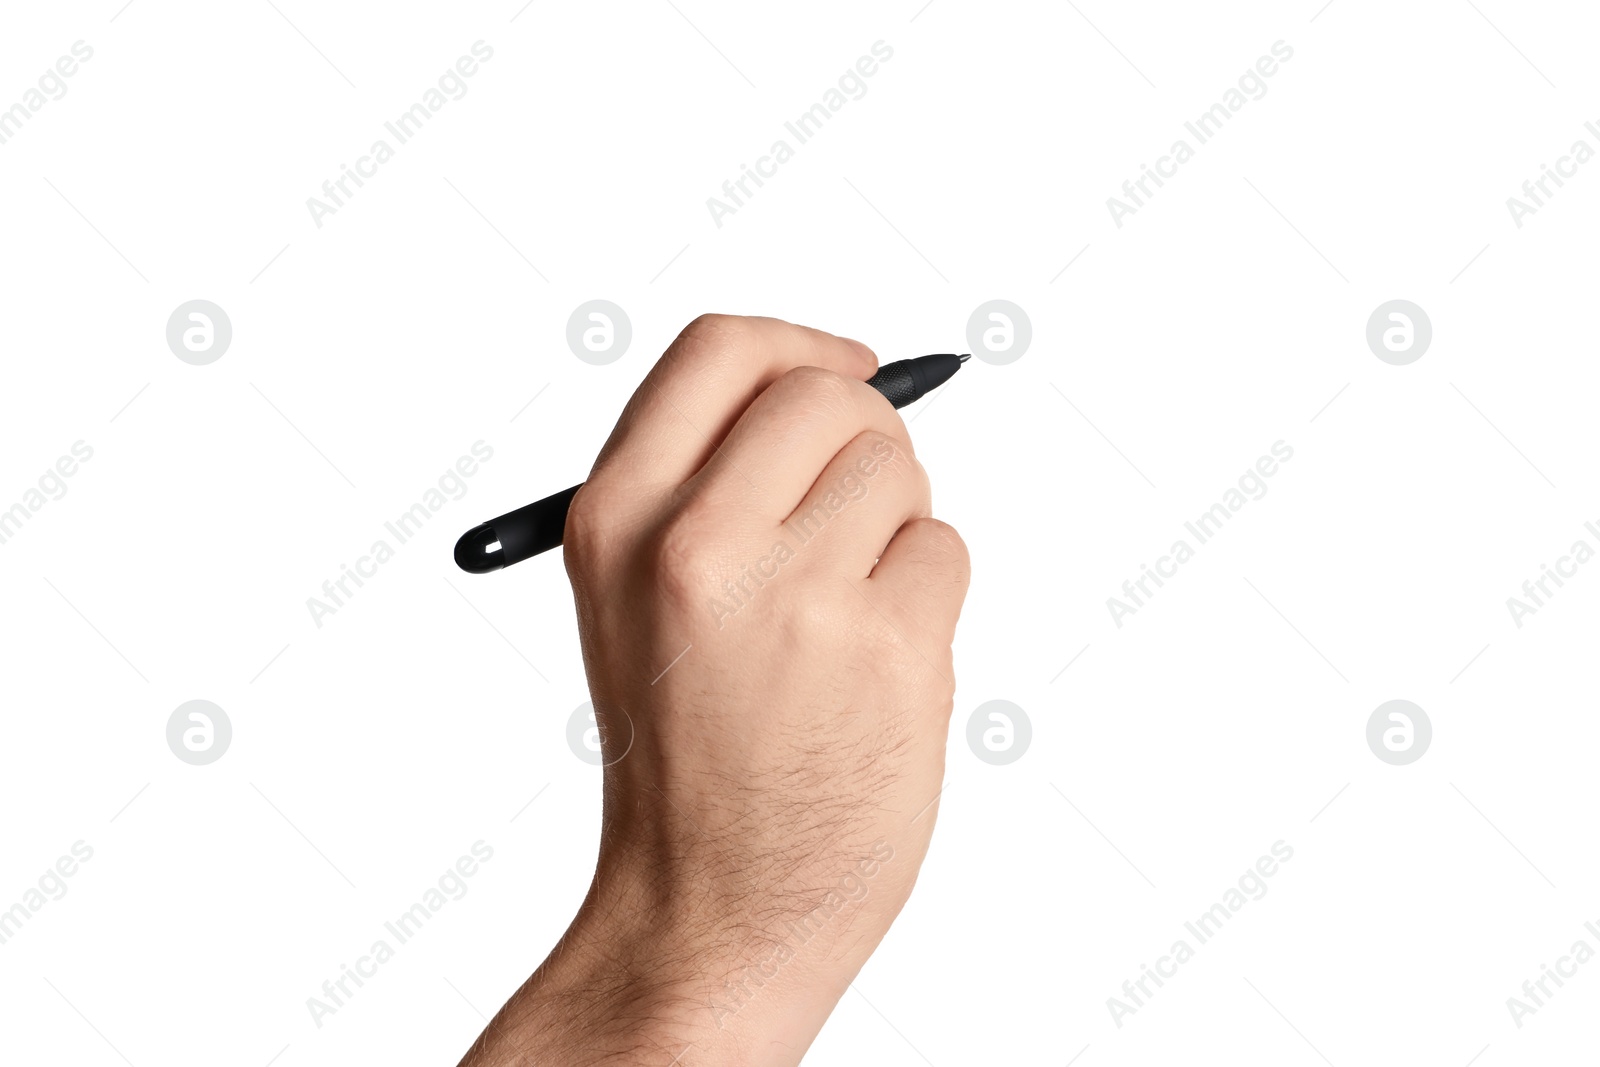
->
[[2, 1, 1597, 1064]]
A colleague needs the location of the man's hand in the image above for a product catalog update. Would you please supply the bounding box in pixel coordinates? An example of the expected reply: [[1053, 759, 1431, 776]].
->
[[458, 315, 970, 1066]]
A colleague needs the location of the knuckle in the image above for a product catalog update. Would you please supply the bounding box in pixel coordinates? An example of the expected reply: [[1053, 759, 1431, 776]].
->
[[674, 314, 746, 360], [856, 404, 914, 453], [911, 518, 969, 569], [852, 430, 921, 490], [647, 506, 717, 600], [858, 429, 911, 470], [911, 458, 934, 507], [562, 483, 620, 569]]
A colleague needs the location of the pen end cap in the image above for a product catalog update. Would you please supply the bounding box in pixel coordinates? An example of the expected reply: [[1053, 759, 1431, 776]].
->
[[454, 524, 506, 574]]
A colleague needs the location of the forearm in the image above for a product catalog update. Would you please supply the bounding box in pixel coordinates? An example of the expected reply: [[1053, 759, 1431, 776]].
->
[[456, 864, 842, 1066]]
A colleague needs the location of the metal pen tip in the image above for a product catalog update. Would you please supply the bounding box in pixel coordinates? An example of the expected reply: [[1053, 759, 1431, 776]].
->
[[958, 353, 971, 363]]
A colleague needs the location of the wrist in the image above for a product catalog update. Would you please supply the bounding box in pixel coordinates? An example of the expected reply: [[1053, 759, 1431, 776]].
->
[[460, 807, 907, 1066], [571, 853, 838, 1065], [461, 869, 824, 1067], [576, 830, 901, 1063]]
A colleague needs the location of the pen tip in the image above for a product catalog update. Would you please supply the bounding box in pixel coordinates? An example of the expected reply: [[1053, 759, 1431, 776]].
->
[[958, 353, 971, 363]]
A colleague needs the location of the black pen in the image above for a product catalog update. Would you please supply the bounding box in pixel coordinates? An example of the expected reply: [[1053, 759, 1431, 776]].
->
[[454, 352, 970, 574]]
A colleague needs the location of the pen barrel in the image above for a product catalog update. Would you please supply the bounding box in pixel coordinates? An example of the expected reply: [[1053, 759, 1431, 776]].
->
[[496, 483, 581, 564]]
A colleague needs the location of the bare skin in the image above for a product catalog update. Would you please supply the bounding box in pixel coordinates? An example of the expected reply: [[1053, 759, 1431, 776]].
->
[[457, 315, 970, 1066]]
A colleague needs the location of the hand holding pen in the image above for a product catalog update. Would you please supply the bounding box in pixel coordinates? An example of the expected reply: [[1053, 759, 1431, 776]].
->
[[454, 315, 972, 1066]]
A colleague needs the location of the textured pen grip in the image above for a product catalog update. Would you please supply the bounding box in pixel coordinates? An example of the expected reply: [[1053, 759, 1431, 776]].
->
[[867, 361, 919, 409]]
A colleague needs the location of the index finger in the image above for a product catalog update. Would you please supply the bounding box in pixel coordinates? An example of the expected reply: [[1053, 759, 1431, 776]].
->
[[588, 315, 878, 495]]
